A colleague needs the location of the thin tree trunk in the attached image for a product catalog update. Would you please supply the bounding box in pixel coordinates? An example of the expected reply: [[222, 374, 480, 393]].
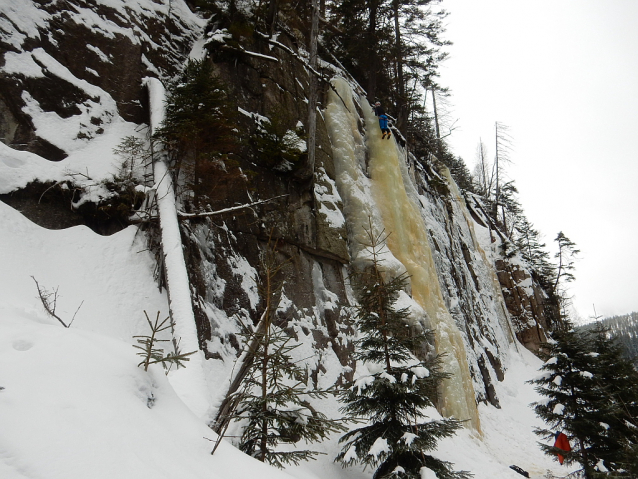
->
[[393, 0, 407, 132], [375, 268, 392, 373], [494, 122, 500, 220], [554, 247, 564, 292], [267, 0, 278, 35], [478, 140, 489, 197], [260, 329, 269, 462], [211, 310, 267, 435], [431, 87, 441, 157], [259, 260, 275, 462], [367, 0, 379, 99], [306, 0, 319, 175]]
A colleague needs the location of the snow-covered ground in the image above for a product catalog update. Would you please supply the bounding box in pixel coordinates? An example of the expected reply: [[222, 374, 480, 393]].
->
[[0, 195, 572, 478]]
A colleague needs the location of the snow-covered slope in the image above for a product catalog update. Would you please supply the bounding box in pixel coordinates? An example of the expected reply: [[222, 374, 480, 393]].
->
[[0, 307, 294, 479]]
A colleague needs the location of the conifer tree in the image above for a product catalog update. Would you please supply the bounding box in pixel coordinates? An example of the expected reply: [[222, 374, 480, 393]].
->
[[133, 311, 196, 373], [551, 232, 580, 326], [228, 244, 345, 468], [497, 181, 522, 239], [553, 232, 580, 291], [514, 218, 553, 277], [530, 328, 607, 478], [589, 325, 638, 474], [336, 224, 470, 479], [155, 59, 239, 208], [530, 326, 638, 478], [234, 324, 344, 467]]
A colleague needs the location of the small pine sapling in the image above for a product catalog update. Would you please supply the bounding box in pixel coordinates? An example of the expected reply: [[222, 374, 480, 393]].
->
[[224, 241, 345, 467], [113, 136, 150, 180], [336, 222, 470, 479], [133, 311, 196, 373], [233, 324, 345, 468]]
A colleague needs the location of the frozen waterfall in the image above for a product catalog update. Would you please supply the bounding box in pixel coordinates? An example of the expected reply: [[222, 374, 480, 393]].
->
[[325, 77, 480, 431]]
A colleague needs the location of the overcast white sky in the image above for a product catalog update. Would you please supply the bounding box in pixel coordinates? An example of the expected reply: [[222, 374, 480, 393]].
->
[[438, 0, 638, 321]]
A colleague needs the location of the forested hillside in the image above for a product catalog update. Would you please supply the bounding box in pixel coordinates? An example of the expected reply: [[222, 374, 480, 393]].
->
[[581, 312, 638, 367]]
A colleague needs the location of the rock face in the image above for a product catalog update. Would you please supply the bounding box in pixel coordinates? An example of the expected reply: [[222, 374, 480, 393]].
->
[[178, 23, 355, 386], [1, 0, 557, 415], [495, 259, 555, 351], [0, 0, 201, 160]]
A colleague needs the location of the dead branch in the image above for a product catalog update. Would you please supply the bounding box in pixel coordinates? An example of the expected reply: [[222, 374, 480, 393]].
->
[[31, 276, 68, 328], [69, 300, 84, 328], [38, 181, 64, 204], [177, 195, 288, 220]]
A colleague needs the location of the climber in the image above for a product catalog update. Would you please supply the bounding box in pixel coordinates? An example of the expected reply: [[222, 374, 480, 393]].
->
[[553, 431, 571, 465], [373, 101, 391, 140]]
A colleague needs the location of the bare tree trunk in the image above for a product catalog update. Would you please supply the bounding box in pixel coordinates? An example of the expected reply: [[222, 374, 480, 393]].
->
[[267, 0, 278, 35], [367, 0, 379, 99], [477, 140, 491, 197], [211, 311, 268, 436], [306, 0, 319, 175], [393, 0, 407, 132], [431, 87, 441, 157], [494, 122, 500, 220], [259, 328, 269, 462]]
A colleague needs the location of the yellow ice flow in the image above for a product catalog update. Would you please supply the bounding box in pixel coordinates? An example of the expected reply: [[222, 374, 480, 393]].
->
[[362, 96, 481, 432], [325, 78, 480, 431]]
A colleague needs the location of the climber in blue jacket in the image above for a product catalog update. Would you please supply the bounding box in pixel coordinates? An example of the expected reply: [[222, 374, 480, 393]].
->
[[373, 101, 391, 139]]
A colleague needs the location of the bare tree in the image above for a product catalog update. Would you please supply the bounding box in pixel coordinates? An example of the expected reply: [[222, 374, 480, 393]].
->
[[473, 139, 493, 199], [306, 0, 320, 175], [494, 121, 513, 223]]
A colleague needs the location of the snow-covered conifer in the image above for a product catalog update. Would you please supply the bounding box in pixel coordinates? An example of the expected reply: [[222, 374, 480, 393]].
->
[[336, 225, 469, 479], [154, 59, 240, 209], [530, 326, 638, 478], [228, 244, 345, 468], [589, 325, 638, 475]]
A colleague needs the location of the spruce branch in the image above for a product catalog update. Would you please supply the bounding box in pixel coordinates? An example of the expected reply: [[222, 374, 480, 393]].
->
[[133, 311, 196, 373]]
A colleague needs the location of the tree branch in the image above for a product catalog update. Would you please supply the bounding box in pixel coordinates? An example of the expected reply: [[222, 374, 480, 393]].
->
[[31, 276, 69, 328], [177, 195, 287, 219]]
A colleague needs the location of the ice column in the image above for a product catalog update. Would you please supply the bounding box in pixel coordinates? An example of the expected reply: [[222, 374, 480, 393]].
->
[[323, 78, 387, 265]]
